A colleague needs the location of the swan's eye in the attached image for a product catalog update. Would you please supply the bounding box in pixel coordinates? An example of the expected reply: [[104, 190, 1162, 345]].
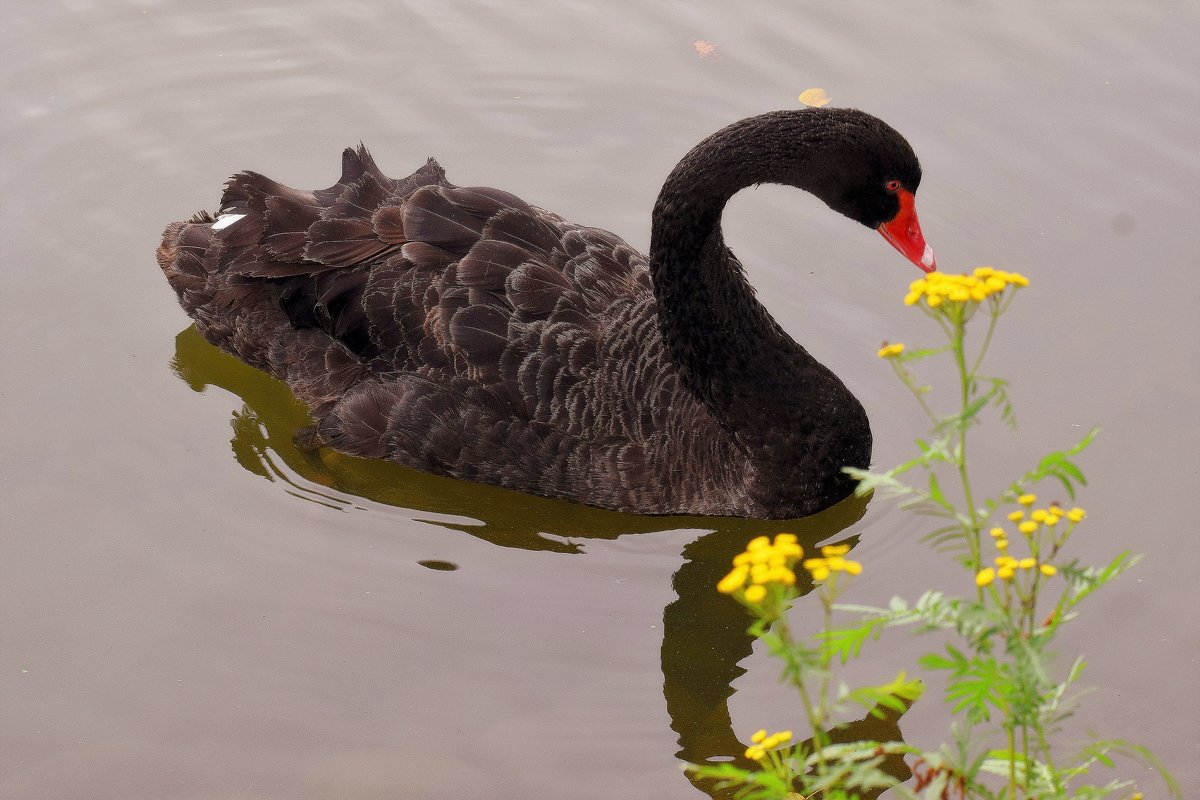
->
[[885, 179, 902, 193]]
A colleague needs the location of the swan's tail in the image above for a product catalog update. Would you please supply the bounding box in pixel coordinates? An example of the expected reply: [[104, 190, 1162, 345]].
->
[[156, 147, 458, 417], [156, 213, 371, 417]]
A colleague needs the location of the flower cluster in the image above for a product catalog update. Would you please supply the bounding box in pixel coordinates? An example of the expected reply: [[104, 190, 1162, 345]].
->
[[744, 728, 794, 761], [1008, 495, 1086, 535], [976, 494, 1087, 587], [717, 533, 804, 603], [976, 556, 1056, 587], [904, 266, 1029, 309], [802, 544, 863, 582]]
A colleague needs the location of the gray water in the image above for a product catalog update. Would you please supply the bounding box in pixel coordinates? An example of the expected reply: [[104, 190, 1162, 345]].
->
[[3, 2, 1198, 798]]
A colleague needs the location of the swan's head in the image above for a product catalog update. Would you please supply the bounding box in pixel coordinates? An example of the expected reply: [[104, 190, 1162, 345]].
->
[[655, 108, 937, 272], [785, 108, 937, 272]]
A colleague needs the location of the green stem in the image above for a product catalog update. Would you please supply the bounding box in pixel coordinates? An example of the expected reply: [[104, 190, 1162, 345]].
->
[[1022, 722, 1031, 793], [818, 585, 834, 730], [1027, 568, 1045, 640], [1007, 724, 1018, 799], [951, 314, 983, 580], [1036, 723, 1062, 795], [969, 305, 1001, 377], [774, 619, 826, 769], [892, 361, 938, 423]]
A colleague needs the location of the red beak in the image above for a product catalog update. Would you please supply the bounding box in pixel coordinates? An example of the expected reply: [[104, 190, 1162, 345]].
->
[[878, 189, 936, 272]]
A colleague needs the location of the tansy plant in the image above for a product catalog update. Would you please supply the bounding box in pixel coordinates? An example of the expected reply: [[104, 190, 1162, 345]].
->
[[693, 535, 922, 799], [688, 269, 1177, 800]]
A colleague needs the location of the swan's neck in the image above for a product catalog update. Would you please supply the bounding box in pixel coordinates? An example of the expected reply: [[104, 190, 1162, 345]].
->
[[648, 116, 871, 507]]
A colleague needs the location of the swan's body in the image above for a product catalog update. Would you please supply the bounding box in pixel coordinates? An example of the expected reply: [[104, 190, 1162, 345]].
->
[[157, 108, 933, 518]]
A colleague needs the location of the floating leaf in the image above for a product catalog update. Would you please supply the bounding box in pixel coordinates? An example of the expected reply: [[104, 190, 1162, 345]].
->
[[799, 87, 831, 107], [693, 40, 719, 59]]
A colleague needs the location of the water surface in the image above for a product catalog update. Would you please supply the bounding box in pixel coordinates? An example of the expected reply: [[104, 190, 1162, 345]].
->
[[3, 2, 1198, 798]]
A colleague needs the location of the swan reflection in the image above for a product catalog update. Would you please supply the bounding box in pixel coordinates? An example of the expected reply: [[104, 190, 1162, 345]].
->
[[171, 325, 909, 796]]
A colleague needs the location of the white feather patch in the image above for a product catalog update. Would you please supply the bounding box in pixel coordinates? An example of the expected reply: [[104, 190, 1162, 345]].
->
[[211, 213, 246, 231]]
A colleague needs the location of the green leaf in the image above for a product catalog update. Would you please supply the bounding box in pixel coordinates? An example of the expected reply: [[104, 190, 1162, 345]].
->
[[1072, 738, 1182, 798], [844, 466, 918, 500], [1061, 551, 1141, 612], [978, 754, 1029, 781], [920, 524, 971, 557], [917, 651, 957, 672], [898, 345, 952, 363], [842, 671, 925, 719], [684, 762, 794, 800], [927, 472, 949, 508], [1010, 427, 1099, 500], [817, 616, 890, 664], [1056, 459, 1085, 485]]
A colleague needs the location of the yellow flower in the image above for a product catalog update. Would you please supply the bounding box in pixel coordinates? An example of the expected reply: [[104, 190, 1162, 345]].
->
[[995, 557, 1018, 579], [1018, 521, 1038, 535], [989, 527, 1006, 539], [720, 534, 807, 597], [976, 568, 996, 587], [745, 729, 792, 759], [1066, 507, 1086, 523], [995, 538, 1008, 550], [1008, 510, 1025, 522], [877, 342, 905, 358], [717, 566, 748, 594], [770, 567, 797, 585], [762, 730, 793, 748], [804, 549, 863, 581], [1018, 493, 1037, 506], [1039, 563, 1057, 577], [1044, 514, 1059, 527], [1030, 509, 1048, 522], [804, 559, 831, 582], [749, 549, 771, 565], [902, 268, 1028, 310], [1018, 557, 1037, 570]]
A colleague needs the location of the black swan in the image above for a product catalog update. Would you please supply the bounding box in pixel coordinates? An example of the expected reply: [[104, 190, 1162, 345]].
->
[[157, 107, 935, 518]]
